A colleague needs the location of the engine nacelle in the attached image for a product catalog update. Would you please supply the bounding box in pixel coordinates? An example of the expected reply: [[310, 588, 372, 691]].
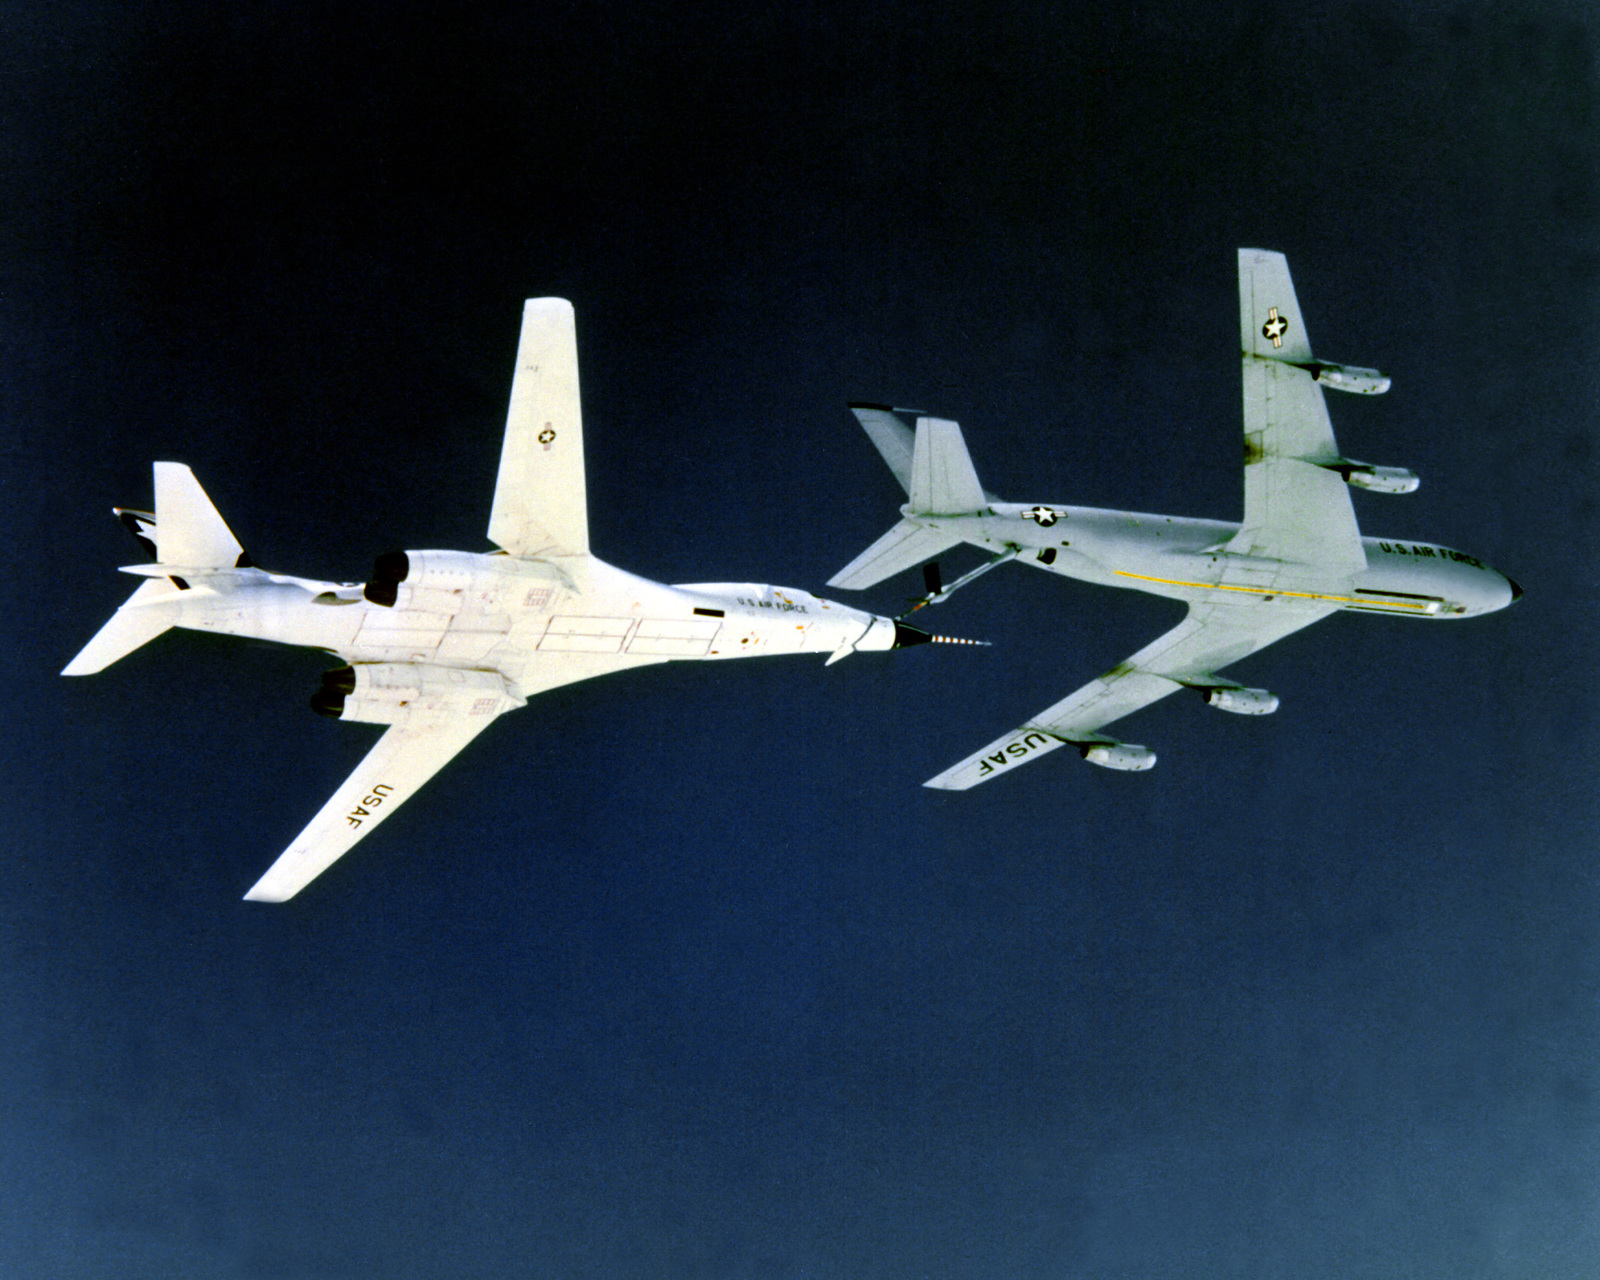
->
[[310, 663, 523, 724], [1305, 362, 1390, 395], [1203, 686, 1280, 715], [1326, 461, 1420, 494], [1078, 742, 1157, 771], [363, 549, 550, 611]]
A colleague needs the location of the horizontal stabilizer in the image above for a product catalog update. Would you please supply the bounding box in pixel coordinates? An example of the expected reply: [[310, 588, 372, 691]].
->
[[909, 417, 987, 516], [61, 578, 182, 675], [118, 562, 234, 580], [154, 463, 248, 568], [828, 519, 964, 591]]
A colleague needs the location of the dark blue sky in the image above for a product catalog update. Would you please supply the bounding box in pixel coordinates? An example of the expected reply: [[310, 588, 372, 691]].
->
[[6, 3, 1598, 1276]]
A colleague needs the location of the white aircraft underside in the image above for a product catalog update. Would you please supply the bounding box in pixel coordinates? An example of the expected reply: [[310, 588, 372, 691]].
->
[[64, 300, 969, 901], [829, 249, 1520, 789]]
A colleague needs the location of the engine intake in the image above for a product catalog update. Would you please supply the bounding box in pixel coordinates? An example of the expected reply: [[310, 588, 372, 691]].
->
[[360, 549, 553, 613], [363, 551, 410, 606]]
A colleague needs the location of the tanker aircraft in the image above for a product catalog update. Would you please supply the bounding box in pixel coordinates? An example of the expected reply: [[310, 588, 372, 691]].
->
[[64, 299, 976, 901], [829, 249, 1520, 789]]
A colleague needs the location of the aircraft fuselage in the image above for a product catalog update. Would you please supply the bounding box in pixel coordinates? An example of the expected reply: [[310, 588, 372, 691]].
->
[[915, 503, 1519, 619], [153, 551, 912, 691]]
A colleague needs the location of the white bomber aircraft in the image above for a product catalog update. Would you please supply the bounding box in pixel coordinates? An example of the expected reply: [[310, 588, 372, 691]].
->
[[64, 299, 978, 901], [830, 249, 1521, 788]]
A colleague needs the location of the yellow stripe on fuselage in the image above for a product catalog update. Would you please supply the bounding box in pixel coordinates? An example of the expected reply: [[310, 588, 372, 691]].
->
[[1112, 569, 1429, 610]]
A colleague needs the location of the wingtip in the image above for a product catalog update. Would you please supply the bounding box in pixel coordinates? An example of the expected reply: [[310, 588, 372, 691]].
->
[[849, 402, 929, 418]]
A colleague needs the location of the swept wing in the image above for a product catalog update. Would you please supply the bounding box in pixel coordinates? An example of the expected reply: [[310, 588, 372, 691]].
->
[[243, 654, 666, 901], [252, 297, 594, 899], [488, 298, 589, 559], [243, 703, 508, 902], [1226, 249, 1364, 572], [924, 600, 1335, 789]]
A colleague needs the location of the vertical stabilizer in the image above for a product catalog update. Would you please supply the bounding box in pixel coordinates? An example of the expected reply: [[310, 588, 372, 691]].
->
[[908, 417, 987, 516], [154, 463, 248, 568]]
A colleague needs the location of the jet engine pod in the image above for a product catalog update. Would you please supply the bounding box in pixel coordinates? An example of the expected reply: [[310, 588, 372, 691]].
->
[[1078, 742, 1156, 771], [1203, 686, 1280, 715], [363, 549, 529, 609], [1305, 362, 1391, 394], [310, 665, 358, 717], [309, 662, 522, 725], [363, 550, 410, 606], [1339, 463, 1420, 495]]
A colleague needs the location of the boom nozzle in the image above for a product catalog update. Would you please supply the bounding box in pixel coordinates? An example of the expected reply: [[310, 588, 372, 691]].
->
[[892, 621, 988, 649]]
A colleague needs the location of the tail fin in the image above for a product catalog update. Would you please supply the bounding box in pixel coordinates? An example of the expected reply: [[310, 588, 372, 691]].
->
[[847, 405, 997, 510], [830, 408, 993, 591], [908, 417, 986, 516], [153, 463, 250, 568], [62, 463, 247, 676]]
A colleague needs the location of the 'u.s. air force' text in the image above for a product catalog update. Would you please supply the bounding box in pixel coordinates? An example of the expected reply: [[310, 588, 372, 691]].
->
[[347, 783, 393, 830], [975, 731, 1057, 776]]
